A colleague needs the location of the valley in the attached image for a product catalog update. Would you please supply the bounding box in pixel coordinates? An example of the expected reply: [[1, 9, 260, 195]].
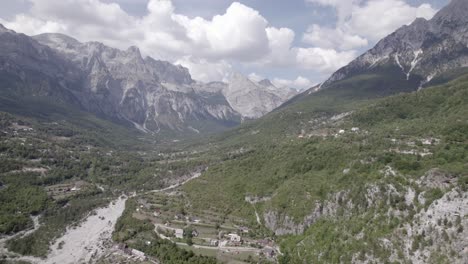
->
[[1, 0, 468, 263]]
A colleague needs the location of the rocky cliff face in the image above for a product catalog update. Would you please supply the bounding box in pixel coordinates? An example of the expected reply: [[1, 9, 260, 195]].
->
[[322, 0, 468, 91], [0, 26, 297, 134], [0, 25, 83, 104], [32, 33, 242, 133], [223, 74, 298, 119], [263, 167, 468, 263]]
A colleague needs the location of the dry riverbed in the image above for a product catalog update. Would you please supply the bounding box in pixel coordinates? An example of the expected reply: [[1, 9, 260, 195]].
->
[[1, 196, 129, 264], [42, 195, 128, 264]]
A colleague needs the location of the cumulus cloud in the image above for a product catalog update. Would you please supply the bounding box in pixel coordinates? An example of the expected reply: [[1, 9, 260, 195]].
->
[[173, 2, 271, 61], [296, 48, 357, 73], [304, 0, 437, 50], [347, 0, 437, 41], [2, 0, 277, 63], [1, 14, 68, 35], [303, 24, 368, 50], [175, 56, 233, 83], [262, 27, 297, 67]]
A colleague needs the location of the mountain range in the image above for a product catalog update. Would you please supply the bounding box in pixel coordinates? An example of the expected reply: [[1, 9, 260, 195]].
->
[[6, 0, 467, 137], [0, 26, 298, 136]]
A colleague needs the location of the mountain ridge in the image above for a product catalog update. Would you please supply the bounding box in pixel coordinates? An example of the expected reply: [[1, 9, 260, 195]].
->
[[313, 0, 468, 96], [0, 26, 297, 136]]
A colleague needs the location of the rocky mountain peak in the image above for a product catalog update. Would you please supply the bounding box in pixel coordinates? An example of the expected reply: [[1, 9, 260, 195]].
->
[[258, 79, 274, 87], [230, 72, 251, 84], [223, 73, 298, 119], [126, 46, 142, 59], [321, 0, 468, 93], [0, 24, 297, 134]]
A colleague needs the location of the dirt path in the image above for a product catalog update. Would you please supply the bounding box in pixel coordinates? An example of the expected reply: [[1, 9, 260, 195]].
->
[[174, 241, 261, 253], [146, 172, 202, 194]]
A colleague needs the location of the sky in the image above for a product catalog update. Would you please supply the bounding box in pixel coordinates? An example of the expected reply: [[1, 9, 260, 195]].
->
[[0, 0, 450, 89]]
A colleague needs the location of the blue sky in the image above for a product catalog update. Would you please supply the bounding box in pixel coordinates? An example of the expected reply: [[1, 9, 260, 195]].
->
[[0, 0, 450, 89]]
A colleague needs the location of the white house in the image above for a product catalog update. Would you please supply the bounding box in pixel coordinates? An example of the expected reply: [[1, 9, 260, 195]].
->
[[175, 229, 184, 239], [227, 233, 241, 242]]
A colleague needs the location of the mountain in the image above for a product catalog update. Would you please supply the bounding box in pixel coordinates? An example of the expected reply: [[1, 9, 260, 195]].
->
[[32, 33, 242, 134], [0, 25, 83, 105], [318, 0, 468, 95], [222, 74, 298, 119], [0, 26, 297, 136]]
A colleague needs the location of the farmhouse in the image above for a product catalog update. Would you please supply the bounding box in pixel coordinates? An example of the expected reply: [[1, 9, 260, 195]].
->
[[175, 229, 184, 239], [227, 233, 241, 242]]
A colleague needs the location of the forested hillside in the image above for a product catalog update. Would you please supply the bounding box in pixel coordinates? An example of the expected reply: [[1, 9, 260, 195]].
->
[[181, 74, 468, 263]]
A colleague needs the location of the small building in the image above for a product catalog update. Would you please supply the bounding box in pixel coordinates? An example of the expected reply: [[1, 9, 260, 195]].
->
[[210, 239, 219, 247], [191, 229, 199, 237], [338, 129, 345, 134], [351, 127, 360, 132], [227, 233, 241, 242], [175, 229, 184, 239]]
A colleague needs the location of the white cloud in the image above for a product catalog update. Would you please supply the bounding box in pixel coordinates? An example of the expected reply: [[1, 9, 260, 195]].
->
[[1, 14, 68, 35], [304, 0, 437, 50], [175, 56, 233, 83], [296, 47, 357, 74], [303, 24, 368, 50], [29, 0, 133, 27], [262, 27, 297, 67], [348, 0, 437, 41], [272, 76, 315, 90], [2, 0, 274, 62], [173, 2, 270, 61]]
